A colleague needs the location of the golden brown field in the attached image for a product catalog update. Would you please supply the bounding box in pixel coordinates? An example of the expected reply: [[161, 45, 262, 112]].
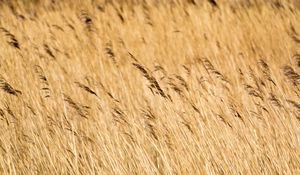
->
[[0, 0, 299, 174]]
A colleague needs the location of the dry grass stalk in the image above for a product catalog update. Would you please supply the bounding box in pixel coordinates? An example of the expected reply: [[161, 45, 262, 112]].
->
[[0, 27, 20, 49], [75, 81, 98, 97], [63, 94, 89, 118], [0, 1, 299, 174], [257, 59, 276, 85], [34, 65, 51, 98], [0, 77, 21, 96], [283, 65, 300, 86], [133, 63, 169, 99]]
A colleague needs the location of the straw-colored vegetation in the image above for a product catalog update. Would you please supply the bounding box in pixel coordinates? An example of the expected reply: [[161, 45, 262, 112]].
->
[[0, 0, 299, 174]]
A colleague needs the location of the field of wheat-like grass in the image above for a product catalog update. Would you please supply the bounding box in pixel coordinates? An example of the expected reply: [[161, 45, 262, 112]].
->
[[0, 0, 299, 174]]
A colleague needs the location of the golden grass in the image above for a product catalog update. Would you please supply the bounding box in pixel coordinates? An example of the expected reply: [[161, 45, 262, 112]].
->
[[0, 0, 299, 174]]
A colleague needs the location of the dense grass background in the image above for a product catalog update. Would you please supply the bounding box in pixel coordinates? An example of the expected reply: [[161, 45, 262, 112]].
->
[[0, 0, 299, 174]]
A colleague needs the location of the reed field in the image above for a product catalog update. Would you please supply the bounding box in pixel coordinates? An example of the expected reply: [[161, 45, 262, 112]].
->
[[0, 0, 299, 174]]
